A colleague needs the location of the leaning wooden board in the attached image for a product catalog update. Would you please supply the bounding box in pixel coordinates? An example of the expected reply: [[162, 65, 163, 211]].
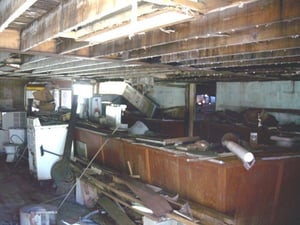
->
[[98, 196, 136, 225], [136, 136, 200, 146]]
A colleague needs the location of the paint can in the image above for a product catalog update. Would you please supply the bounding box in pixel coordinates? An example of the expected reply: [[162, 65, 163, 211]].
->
[[19, 204, 57, 225]]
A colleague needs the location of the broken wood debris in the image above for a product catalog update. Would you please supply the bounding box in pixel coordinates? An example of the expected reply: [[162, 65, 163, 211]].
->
[[70, 161, 234, 225], [98, 196, 136, 225], [136, 136, 200, 146]]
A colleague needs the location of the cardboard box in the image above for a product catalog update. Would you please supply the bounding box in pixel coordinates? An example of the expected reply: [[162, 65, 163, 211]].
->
[[33, 89, 54, 102], [39, 102, 55, 111]]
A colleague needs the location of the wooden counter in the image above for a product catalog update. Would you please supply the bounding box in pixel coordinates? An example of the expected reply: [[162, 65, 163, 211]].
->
[[74, 127, 300, 225]]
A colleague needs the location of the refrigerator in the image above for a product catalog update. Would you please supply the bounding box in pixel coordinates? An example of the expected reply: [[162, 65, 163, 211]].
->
[[27, 123, 68, 180]]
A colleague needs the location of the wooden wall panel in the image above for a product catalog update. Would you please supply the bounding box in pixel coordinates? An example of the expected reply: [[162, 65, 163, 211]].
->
[[74, 127, 300, 223], [178, 160, 220, 210], [272, 159, 300, 225], [100, 137, 126, 172], [234, 161, 281, 225], [147, 148, 181, 192], [74, 128, 102, 156], [122, 141, 150, 181]]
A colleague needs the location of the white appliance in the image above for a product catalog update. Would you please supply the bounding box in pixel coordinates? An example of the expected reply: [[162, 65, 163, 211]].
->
[[9, 128, 26, 144], [0, 111, 27, 129], [27, 123, 68, 180]]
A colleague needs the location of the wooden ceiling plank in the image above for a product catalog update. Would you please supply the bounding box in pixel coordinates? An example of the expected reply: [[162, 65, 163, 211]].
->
[[46, 60, 173, 75], [33, 60, 111, 74], [123, 22, 300, 61], [0, 0, 38, 32], [19, 57, 81, 71], [60, 69, 180, 80], [56, 38, 90, 55], [91, 0, 299, 58], [176, 48, 300, 66], [60, 0, 283, 55], [20, 0, 133, 51], [143, 0, 260, 14], [159, 38, 300, 63], [73, 4, 159, 42], [188, 56, 300, 69], [47, 63, 127, 75]]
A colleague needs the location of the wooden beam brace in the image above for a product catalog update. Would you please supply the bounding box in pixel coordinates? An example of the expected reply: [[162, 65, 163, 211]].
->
[[0, 0, 38, 32], [0, 29, 20, 50], [20, 0, 133, 51]]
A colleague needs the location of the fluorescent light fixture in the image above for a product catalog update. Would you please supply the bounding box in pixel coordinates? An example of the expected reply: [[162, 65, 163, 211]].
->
[[85, 11, 192, 44]]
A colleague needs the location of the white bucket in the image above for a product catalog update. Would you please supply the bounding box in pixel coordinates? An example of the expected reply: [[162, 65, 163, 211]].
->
[[4, 143, 20, 162], [19, 204, 57, 225]]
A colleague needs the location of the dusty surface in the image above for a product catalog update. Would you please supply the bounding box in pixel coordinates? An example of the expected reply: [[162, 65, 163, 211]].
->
[[0, 153, 96, 225]]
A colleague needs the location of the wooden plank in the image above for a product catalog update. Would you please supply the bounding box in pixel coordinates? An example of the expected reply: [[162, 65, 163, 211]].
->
[[136, 136, 199, 146], [19, 57, 81, 71], [0, 0, 38, 32], [124, 32, 300, 62], [32, 59, 110, 74], [173, 48, 300, 66], [0, 29, 20, 50], [98, 196, 136, 225], [158, 38, 300, 64], [234, 162, 280, 225], [71, 163, 220, 225], [143, 0, 206, 12], [90, 0, 300, 58], [20, 0, 133, 51]]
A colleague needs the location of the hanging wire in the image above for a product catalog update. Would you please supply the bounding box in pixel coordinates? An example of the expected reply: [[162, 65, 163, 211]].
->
[[57, 125, 120, 210]]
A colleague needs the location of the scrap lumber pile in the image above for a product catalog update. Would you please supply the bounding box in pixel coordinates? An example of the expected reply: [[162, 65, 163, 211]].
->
[[70, 161, 234, 225]]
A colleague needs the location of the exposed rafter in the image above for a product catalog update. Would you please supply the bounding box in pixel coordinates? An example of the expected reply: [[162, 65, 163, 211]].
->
[[0, 0, 299, 82]]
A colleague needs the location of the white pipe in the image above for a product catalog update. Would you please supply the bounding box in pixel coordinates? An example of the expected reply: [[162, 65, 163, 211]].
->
[[222, 140, 255, 170]]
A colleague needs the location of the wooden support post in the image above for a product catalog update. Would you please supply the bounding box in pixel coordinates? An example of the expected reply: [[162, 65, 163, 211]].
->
[[188, 83, 196, 137]]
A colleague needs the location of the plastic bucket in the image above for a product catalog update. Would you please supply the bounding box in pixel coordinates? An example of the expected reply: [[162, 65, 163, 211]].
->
[[4, 143, 19, 162]]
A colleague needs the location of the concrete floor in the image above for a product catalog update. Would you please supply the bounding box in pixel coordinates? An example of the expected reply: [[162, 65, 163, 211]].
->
[[0, 153, 99, 225]]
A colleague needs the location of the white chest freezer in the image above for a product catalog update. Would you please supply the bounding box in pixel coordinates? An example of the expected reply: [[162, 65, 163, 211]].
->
[[27, 124, 68, 180]]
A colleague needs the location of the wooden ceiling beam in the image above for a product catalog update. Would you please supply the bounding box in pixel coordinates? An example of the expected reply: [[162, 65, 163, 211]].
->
[[45, 62, 132, 75], [19, 57, 81, 72], [32, 60, 111, 74], [143, 0, 260, 14], [159, 38, 300, 63], [0, 29, 20, 50], [124, 30, 300, 61], [20, 0, 133, 51], [0, 0, 38, 32], [167, 48, 300, 65], [188, 56, 300, 69], [90, 0, 299, 58]]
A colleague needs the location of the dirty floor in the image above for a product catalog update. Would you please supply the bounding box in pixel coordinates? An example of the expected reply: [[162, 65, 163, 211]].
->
[[0, 153, 105, 225]]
